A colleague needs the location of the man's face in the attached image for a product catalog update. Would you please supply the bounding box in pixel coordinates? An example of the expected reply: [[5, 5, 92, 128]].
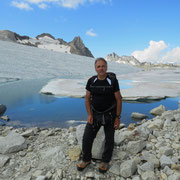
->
[[95, 60, 107, 76]]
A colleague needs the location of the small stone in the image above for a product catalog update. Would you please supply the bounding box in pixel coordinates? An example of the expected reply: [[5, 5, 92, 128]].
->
[[68, 145, 81, 161], [0, 115, 9, 121], [171, 164, 180, 170], [127, 140, 146, 154], [160, 155, 173, 168], [141, 171, 158, 180], [120, 160, 137, 178], [85, 171, 95, 178], [109, 163, 120, 175]]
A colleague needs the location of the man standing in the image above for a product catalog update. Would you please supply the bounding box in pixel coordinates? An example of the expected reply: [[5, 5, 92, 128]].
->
[[77, 58, 122, 173]]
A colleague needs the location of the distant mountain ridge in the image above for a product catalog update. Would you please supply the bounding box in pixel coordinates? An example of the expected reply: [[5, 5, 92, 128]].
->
[[0, 30, 94, 58], [106, 52, 180, 68], [106, 52, 141, 66]]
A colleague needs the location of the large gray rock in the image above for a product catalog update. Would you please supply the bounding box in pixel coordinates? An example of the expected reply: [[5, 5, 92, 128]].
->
[[0, 131, 27, 154], [120, 159, 137, 177], [150, 105, 166, 116], [127, 140, 146, 154], [76, 124, 105, 159]]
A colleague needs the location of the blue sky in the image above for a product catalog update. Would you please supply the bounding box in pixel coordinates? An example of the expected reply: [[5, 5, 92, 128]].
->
[[0, 0, 180, 63]]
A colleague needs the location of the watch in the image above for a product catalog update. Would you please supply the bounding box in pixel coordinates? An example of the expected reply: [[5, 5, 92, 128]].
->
[[116, 115, 121, 119]]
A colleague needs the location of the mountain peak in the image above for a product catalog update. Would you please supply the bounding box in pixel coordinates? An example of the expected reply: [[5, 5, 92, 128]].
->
[[69, 36, 94, 58]]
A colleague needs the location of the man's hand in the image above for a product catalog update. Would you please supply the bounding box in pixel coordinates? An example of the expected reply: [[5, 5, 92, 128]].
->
[[114, 117, 120, 130], [87, 115, 93, 124]]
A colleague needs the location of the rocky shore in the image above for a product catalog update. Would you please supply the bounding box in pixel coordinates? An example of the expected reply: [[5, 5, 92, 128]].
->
[[0, 102, 180, 180]]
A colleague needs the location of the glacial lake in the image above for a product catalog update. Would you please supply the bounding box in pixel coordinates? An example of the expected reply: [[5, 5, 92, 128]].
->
[[0, 79, 179, 128]]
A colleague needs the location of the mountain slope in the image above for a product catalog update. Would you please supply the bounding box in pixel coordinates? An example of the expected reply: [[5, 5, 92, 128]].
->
[[0, 30, 94, 58]]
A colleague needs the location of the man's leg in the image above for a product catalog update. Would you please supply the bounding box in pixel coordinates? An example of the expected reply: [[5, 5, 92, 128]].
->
[[102, 122, 115, 163], [82, 123, 101, 162]]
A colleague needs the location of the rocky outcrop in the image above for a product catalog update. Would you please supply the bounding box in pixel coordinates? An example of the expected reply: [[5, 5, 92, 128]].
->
[[36, 33, 55, 40], [0, 30, 94, 57], [0, 30, 29, 42], [0, 103, 180, 179], [106, 52, 141, 66], [57, 38, 67, 45], [68, 36, 94, 58], [0, 30, 17, 42]]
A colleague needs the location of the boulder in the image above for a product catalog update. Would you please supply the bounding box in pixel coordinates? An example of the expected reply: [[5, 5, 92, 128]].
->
[[131, 112, 148, 120], [150, 105, 166, 116], [76, 124, 105, 159], [0, 131, 27, 154]]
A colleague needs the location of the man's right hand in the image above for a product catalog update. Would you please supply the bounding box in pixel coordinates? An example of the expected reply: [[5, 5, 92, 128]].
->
[[87, 115, 93, 124]]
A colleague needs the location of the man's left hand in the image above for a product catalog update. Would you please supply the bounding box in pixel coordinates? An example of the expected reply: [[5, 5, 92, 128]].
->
[[114, 117, 120, 130]]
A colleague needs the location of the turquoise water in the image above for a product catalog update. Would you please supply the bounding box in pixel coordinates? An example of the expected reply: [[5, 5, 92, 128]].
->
[[0, 79, 179, 128], [118, 80, 132, 89]]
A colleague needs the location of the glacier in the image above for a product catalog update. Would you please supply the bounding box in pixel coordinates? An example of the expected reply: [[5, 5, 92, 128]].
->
[[0, 40, 180, 101]]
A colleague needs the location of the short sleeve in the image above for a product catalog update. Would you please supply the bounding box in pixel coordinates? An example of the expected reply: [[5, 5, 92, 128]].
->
[[86, 78, 91, 92], [113, 78, 120, 92]]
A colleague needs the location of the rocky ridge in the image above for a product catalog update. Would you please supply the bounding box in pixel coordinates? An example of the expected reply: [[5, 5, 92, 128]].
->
[[0, 30, 94, 58], [0, 102, 180, 180], [106, 52, 180, 69]]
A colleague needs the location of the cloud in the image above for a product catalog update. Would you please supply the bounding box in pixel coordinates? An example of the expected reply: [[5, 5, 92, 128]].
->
[[131, 40, 168, 63], [11, 1, 33, 10], [161, 47, 180, 64], [131, 40, 180, 64], [86, 28, 97, 37], [11, 0, 111, 10], [38, 3, 48, 9], [59, 0, 85, 8], [27, 0, 59, 4]]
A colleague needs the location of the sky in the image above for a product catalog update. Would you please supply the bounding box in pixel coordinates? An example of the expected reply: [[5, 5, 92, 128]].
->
[[0, 0, 180, 63]]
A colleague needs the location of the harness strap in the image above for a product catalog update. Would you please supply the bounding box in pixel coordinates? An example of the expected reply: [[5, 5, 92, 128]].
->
[[91, 103, 116, 114]]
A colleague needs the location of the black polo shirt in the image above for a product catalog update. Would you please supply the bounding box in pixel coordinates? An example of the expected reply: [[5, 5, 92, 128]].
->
[[86, 76, 119, 112]]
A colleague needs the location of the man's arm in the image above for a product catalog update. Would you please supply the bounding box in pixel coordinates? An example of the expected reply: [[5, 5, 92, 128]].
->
[[114, 90, 122, 129], [85, 90, 93, 124]]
